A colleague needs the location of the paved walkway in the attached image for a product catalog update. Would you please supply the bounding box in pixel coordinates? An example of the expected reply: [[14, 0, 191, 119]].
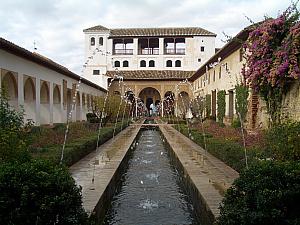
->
[[70, 123, 142, 215], [159, 123, 239, 218]]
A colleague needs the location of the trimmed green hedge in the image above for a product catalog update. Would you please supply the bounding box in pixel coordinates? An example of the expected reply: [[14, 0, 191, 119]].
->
[[31, 121, 130, 166], [175, 124, 259, 172]]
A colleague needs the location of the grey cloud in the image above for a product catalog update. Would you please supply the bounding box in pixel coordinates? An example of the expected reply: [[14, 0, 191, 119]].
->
[[0, 0, 293, 74]]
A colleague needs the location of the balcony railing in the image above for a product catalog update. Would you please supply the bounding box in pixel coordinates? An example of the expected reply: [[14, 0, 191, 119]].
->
[[113, 49, 133, 55], [138, 48, 159, 55], [164, 48, 185, 55]]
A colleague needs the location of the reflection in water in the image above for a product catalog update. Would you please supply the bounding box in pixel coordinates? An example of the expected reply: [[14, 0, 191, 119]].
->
[[103, 128, 200, 225]]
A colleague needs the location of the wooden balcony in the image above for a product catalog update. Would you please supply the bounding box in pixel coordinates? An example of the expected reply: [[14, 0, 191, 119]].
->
[[164, 48, 185, 55], [113, 49, 134, 55], [138, 48, 159, 55]]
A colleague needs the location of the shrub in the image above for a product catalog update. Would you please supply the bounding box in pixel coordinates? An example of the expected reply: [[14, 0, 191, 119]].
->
[[231, 118, 241, 128], [175, 124, 258, 172], [217, 90, 226, 124], [86, 113, 100, 123], [265, 121, 300, 161], [205, 94, 211, 117], [0, 89, 31, 163], [216, 161, 300, 225], [0, 160, 88, 225]]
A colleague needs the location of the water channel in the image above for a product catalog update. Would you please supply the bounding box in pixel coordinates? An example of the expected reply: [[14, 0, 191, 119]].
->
[[102, 126, 200, 225]]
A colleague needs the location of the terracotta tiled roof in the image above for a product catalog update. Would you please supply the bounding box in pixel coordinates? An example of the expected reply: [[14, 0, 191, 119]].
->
[[83, 25, 109, 32], [106, 70, 194, 80], [84, 25, 216, 37], [0, 37, 107, 92]]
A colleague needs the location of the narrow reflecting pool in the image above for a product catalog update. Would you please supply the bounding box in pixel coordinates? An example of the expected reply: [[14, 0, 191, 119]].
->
[[103, 127, 200, 225]]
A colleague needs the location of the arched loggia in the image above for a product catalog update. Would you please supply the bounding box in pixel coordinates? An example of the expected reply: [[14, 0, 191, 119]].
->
[[24, 77, 36, 123], [40, 81, 50, 124]]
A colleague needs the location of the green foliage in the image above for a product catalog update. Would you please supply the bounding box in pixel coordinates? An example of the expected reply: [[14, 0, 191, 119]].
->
[[216, 161, 300, 225], [243, 6, 300, 126], [94, 95, 131, 124], [265, 121, 300, 161], [31, 121, 130, 166], [217, 90, 226, 124], [0, 159, 88, 225], [191, 97, 205, 118], [231, 118, 241, 128], [205, 94, 211, 117], [175, 124, 259, 172], [235, 83, 249, 123], [0, 89, 31, 163], [86, 113, 101, 123]]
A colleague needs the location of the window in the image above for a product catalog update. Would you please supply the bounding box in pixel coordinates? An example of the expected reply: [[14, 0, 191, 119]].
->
[[90, 37, 95, 46], [149, 60, 155, 67], [200, 46, 205, 52], [166, 60, 172, 67], [219, 66, 222, 79], [123, 60, 129, 67], [114, 61, 120, 67], [140, 60, 146, 67], [99, 37, 103, 46], [93, 70, 100, 75], [208, 72, 210, 84], [198, 58, 201, 62], [175, 60, 181, 67], [213, 70, 216, 82], [239, 48, 243, 62]]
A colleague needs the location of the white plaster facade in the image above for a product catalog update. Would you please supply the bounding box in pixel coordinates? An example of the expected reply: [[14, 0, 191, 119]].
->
[[83, 26, 216, 89], [192, 48, 244, 123], [0, 39, 106, 126]]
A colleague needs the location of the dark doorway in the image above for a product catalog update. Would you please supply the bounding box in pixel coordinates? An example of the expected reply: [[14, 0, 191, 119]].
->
[[212, 90, 216, 119], [229, 90, 234, 119], [146, 98, 153, 111]]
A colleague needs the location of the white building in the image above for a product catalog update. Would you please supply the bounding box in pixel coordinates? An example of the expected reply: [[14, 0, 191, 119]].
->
[[0, 37, 106, 125], [83, 25, 216, 89]]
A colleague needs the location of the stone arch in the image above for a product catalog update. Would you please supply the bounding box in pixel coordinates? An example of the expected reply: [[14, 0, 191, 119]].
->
[[40, 81, 50, 124], [2, 72, 18, 108], [66, 89, 72, 121], [164, 91, 175, 115], [24, 77, 36, 122], [82, 93, 87, 120], [178, 91, 191, 118], [53, 84, 62, 123], [138, 87, 161, 115]]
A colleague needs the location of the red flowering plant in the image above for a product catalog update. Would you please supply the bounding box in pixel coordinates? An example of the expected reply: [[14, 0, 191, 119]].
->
[[243, 5, 300, 126]]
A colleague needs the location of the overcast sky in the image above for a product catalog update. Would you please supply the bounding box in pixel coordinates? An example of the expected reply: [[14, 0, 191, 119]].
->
[[0, 0, 293, 74]]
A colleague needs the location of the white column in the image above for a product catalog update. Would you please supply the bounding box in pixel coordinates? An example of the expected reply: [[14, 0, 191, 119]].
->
[[159, 38, 164, 55], [17, 73, 24, 109], [49, 82, 54, 125], [35, 78, 41, 125], [162, 101, 164, 117], [133, 38, 138, 55]]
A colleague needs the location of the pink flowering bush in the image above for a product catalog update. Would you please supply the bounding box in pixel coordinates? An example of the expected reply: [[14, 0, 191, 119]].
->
[[243, 6, 300, 125]]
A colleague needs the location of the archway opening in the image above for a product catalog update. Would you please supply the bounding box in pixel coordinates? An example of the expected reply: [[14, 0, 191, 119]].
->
[[139, 87, 161, 116], [40, 81, 50, 124], [24, 77, 36, 123], [2, 72, 18, 108], [164, 91, 175, 115], [53, 85, 61, 123], [178, 91, 190, 118], [76, 92, 81, 121]]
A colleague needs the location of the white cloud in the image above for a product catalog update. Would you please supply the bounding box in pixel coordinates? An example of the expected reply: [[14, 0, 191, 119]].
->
[[0, 0, 293, 74]]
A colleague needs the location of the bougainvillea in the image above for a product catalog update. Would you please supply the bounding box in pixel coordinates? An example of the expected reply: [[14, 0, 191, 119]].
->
[[243, 5, 300, 125]]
